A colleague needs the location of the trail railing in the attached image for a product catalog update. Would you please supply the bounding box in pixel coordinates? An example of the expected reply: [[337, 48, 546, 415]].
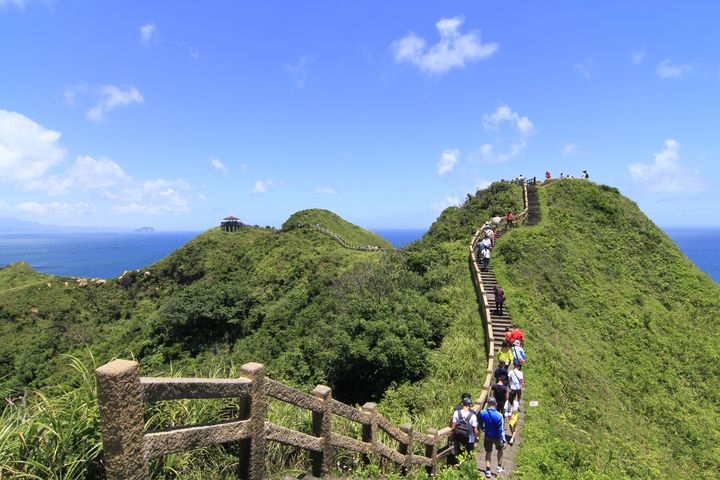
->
[[467, 180, 528, 410], [290, 223, 385, 251], [96, 360, 454, 480], [96, 183, 528, 479]]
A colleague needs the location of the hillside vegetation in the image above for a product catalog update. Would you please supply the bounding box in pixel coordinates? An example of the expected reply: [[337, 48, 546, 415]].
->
[[282, 209, 392, 248], [491, 180, 720, 479]]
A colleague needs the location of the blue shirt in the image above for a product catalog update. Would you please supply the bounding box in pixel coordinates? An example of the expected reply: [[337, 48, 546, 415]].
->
[[479, 408, 505, 440]]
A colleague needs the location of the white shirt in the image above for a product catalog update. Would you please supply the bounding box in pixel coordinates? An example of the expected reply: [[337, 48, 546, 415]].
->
[[452, 409, 478, 442], [482, 248, 491, 259], [508, 369, 523, 390], [492, 216, 502, 225]]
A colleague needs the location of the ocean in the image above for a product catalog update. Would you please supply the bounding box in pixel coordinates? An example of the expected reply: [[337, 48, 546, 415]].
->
[[0, 228, 717, 283], [0, 232, 200, 279]]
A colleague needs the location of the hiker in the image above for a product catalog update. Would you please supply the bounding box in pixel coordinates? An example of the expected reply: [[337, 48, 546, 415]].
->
[[517, 174, 525, 187], [497, 341, 514, 367], [506, 210, 513, 230], [512, 340, 527, 368], [508, 365, 524, 405], [560, 172, 564, 179], [493, 285, 505, 314], [503, 326, 512, 344], [481, 246, 491, 270], [451, 396, 479, 456], [480, 236, 492, 251], [507, 327, 525, 346], [492, 214, 502, 229], [582, 170, 589, 179], [505, 400, 520, 445], [545, 171, 551, 181], [494, 361, 509, 384], [478, 397, 506, 477], [491, 378, 508, 414]]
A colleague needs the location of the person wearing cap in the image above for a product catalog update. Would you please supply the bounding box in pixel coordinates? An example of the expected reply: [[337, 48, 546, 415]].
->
[[511, 340, 526, 368], [451, 396, 479, 456], [478, 397, 506, 477]]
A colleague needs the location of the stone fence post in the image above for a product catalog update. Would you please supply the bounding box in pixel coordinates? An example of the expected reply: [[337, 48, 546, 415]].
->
[[425, 428, 438, 476], [238, 363, 266, 480], [399, 423, 413, 476], [361, 402, 378, 465], [96, 359, 149, 480], [311, 385, 333, 477]]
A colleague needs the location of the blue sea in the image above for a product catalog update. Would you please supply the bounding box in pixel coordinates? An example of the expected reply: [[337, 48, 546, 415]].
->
[[0, 228, 717, 283], [0, 232, 200, 279]]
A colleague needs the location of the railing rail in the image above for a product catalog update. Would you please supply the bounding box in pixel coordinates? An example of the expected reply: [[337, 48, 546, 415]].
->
[[96, 184, 528, 479]]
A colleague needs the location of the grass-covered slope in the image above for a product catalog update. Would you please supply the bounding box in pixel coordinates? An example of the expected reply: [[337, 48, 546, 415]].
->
[[491, 180, 720, 479], [283, 208, 392, 248]]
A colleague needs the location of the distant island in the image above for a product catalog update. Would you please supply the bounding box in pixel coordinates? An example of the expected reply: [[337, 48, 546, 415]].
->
[[134, 226, 155, 233]]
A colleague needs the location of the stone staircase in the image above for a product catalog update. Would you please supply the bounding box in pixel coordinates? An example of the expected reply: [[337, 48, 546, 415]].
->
[[526, 184, 540, 226]]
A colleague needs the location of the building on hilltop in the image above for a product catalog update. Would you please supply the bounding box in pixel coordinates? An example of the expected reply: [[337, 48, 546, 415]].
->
[[221, 216, 243, 232]]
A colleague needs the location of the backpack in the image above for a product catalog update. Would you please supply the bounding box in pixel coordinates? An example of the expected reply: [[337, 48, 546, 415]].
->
[[453, 410, 473, 441]]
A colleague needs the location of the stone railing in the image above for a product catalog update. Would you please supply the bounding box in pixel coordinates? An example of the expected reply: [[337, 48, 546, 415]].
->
[[467, 180, 528, 410], [291, 223, 386, 252], [96, 360, 455, 480]]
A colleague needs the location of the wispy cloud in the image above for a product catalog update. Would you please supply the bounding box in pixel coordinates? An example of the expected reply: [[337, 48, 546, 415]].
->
[[210, 156, 229, 175], [473, 105, 535, 163], [188, 47, 200, 60], [87, 85, 144, 121], [629, 139, 705, 193], [284, 55, 314, 87], [562, 143, 586, 157], [432, 195, 460, 212], [482, 105, 535, 135], [392, 16, 498, 76], [13, 201, 95, 215], [437, 148, 460, 176], [315, 187, 336, 195], [656, 59, 691, 79], [631, 49, 646, 65], [139, 23, 158, 44], [574, 58, 593, 79], [252, 179, 274, 193]]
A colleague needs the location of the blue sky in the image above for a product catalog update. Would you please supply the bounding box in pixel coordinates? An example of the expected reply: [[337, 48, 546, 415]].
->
[[1, 1, 719, 231]]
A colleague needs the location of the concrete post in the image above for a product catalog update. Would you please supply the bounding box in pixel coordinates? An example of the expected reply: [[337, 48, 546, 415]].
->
[[425, 428, 438, 476], [399, 423, 413, 476], [311, 385, 333, 477], [96, 359, 149, 480], [361, 402, 377, 465], [238, 363, 266, 480]]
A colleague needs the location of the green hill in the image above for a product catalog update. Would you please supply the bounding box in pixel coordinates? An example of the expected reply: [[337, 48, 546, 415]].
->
[[491, 180, 720, 478], [282, 208, 392, 248], [1, 179, 717, 479]]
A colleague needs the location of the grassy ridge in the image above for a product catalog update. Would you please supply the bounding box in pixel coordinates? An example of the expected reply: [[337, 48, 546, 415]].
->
[[491, 180, 720, 479], [283, 209, 392, 248]]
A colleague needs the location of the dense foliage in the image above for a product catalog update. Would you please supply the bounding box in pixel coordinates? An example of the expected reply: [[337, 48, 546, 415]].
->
[[491, 180, 720, 479]]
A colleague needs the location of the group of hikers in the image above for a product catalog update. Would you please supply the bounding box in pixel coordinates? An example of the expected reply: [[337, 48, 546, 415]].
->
[[545, 169, 590, 180], [451, 216, 528, 477], [476, 214, 514, 272], [450, 326, 527, 478]]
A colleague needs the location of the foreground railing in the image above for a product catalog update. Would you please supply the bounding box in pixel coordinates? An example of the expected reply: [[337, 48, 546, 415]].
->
[[96, 360, 455, 479]]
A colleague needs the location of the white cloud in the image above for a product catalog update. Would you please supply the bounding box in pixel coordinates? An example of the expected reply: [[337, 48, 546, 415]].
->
[[631, 49, 646, 65], [482, 105, 535, 135], [474, 105, 534, 163], [437, 148, 459, 176], [656, 59, 691, 79], [0, 0, 30, 9], [315, 187, 336, 195], [574, 58, 593, 79], [562, 143, 584, 157], [14, 201, 95, 215], [252, 179, 273, 193], [112, 178, 191, 215], [0, 110, 65, 183], [210, 156, 229, 175], [139, 23, 157, 44], [198, 194, 207, 201], [188, 47, 200, 60], [284, 55, 314, 87], [432, 195, 460, 212], [392, 16, 498, 76], [629, 139, 705, 193], [475, 179, 491, 190], [87, 85, 144, 121]]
